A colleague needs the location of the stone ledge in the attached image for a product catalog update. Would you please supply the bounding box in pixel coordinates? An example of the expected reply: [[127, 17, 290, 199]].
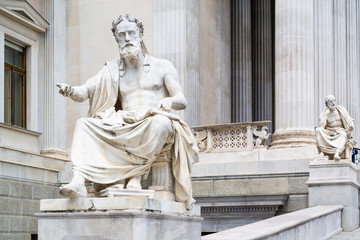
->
[[195, 195, 288, 207], [36, 209, 203, 222], [202, 205, 343, 240], [310, 159, 357, 169], [306, 179, 360, 188], [40, 197, 201, 216], [0, 146, 67, 172], [0, 123, 41, 153]]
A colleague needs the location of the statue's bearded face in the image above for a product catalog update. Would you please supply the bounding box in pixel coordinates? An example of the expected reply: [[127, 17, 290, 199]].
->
[[115, 20, 142, 64], [326, 100, 336, 111]]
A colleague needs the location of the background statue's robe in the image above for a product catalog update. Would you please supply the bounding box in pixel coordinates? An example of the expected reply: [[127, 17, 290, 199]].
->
[[70, 60, 199, 208], [316, 105, 354, 154]]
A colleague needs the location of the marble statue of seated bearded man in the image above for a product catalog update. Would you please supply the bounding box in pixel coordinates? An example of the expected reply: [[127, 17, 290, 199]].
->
[[316, 95, 354, 160], [56, 14, 199, 209]]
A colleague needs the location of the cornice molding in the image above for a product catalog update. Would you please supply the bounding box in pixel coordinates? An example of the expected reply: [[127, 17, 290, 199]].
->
[[0, 0, 49, 32]]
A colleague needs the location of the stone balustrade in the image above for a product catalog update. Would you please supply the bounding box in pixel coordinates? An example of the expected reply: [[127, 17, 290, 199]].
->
[[192, 121, 271, 153]]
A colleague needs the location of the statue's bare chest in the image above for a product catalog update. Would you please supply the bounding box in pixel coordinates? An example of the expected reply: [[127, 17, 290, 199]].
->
[[119, 70, 164, 95], [327, 110, 341, 123]]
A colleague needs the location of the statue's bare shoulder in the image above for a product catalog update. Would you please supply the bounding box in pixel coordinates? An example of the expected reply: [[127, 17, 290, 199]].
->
[[149, 56, 178, 79]]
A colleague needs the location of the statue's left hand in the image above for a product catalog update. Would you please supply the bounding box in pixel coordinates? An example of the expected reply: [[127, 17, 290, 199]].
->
[[158, 98, 173, 112]]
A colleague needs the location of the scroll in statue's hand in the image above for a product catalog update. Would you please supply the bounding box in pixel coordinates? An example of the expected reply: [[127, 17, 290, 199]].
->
[[57, 83, 74, 97]]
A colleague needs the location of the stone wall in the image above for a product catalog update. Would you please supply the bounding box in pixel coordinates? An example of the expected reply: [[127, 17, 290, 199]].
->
[[191, 144, 318, 232], [0, 144, 66, 239], [193, 175, 309, 214], [66, 0, 154, 151], [0, 178, 59, 240]]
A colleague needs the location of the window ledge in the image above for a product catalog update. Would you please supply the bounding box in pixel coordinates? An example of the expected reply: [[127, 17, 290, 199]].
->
[[0, 122, 41, 152], [0, 122, 41, 136]]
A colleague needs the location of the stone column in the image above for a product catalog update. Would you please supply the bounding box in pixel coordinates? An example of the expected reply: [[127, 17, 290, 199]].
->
[[231, 0, 252, 123], [345, 0, 360, 143], [271, 0, 316, 148], [333, 0, 347, 106], [215, 0, 231, 124], [314, 0, 334, 121], [41, 0, 67, 158], [314, 0, 360, 143], [252, 0, 273, 131], [153, 0, 199, 126]]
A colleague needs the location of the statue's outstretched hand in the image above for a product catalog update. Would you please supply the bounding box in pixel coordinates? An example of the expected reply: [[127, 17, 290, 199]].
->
[[158, 98, 173, 112], [57, 83, 74, 97]]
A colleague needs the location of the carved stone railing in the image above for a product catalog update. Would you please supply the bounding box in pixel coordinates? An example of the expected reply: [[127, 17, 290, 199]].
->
[[192, 121, 271, 153]]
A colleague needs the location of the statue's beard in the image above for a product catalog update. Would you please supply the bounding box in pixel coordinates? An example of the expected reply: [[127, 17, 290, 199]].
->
[[120, 45, 141, 66]]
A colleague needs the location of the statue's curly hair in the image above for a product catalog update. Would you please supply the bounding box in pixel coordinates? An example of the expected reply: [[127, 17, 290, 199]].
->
[[325, 95, 336, 103], [111, 14, 144, 41]]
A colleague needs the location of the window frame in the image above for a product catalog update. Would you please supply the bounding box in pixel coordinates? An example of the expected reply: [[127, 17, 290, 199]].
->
[[4, 56, 27, 128]]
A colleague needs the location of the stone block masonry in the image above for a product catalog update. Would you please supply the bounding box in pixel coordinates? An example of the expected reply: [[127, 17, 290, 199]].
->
[[0, 178, 59, 240]]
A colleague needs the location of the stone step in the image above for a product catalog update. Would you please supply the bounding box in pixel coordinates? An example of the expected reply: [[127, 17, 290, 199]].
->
[[0, 146, 68, 184]]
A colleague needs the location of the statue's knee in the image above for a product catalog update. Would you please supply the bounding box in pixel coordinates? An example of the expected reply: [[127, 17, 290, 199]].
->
[[340, 131, 347, 137], [151, 114, 172, 131]]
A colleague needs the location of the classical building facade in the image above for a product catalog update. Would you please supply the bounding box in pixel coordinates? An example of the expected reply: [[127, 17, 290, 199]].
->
[[1, 0, 360, 238]]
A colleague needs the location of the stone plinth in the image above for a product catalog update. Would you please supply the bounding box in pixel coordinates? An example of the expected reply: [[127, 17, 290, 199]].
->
[[307, 160, 359, 231], [37, 197, 202, 240]]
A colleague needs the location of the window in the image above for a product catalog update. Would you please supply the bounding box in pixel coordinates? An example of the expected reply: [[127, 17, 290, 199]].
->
[[4, 40, 26, 128]]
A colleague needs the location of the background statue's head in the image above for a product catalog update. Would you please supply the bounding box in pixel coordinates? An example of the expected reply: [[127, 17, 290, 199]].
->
[[325, 95, 336, 111], [111, 14, 145, 63]]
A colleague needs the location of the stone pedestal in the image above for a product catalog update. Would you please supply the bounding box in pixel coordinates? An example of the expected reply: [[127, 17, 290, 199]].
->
[[36, 197, 202, 240], [307, 159, 359, 231]]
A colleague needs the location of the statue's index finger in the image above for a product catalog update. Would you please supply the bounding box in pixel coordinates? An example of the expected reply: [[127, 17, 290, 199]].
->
[[56, 83, 62, 88]]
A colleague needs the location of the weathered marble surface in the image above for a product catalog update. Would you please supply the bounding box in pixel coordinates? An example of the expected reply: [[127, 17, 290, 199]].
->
[[37, 197, 202, 240]]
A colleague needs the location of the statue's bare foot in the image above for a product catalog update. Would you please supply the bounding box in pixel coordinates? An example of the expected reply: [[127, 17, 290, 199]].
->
[[60, 182, 87, 197], [334, 153, 341, 161], [126, 176, 142, 190]]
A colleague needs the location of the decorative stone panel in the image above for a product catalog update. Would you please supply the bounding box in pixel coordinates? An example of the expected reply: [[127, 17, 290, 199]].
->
[[192, 121, 271, 153]]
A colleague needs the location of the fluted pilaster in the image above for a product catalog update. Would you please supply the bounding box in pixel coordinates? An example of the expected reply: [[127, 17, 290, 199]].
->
[[41, 0, 67, 155], [271, 0, 316, 148], [231, 0, 252, 122], [153, 0, 199, 126], [252, 0, 273, 131]]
